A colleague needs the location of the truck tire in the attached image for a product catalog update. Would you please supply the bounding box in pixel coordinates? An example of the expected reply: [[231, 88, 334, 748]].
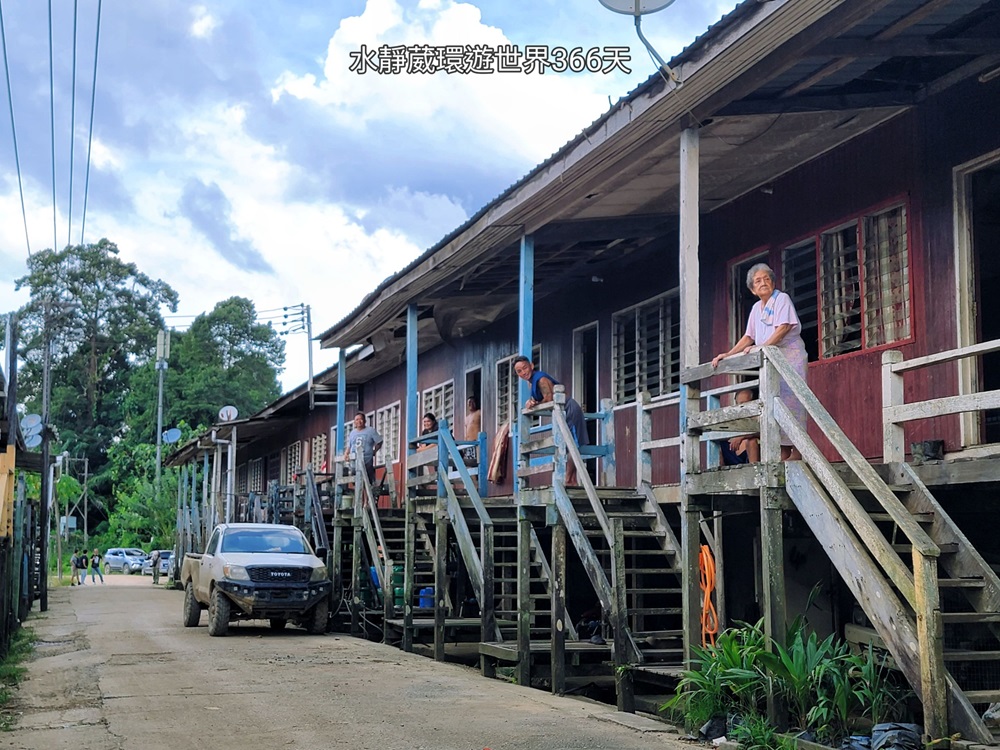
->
[[307, 597, 329, 635], [269, 618, 287, 630], [207, 589, 230, 636], [183, 582, 201, 627]]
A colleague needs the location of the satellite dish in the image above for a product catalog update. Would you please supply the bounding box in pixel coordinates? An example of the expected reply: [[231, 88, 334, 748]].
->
[[24, 434, 42, 449], [20, 414, 42, 436], [162, 428, 182, 444], [218, 405, 239, 422], [598, 0, 677, 14]]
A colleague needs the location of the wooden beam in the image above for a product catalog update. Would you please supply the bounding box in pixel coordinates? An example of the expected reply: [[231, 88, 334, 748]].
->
[[517, 510, 532, 688], [719, 91, 915, 116], [403, 495, 415, 652], [434, 499, 448, 662], [551, 521, 567, 695], [612, 518, 635, 713], [680, 127, 699, 373], [810, 37, 1000, 58]]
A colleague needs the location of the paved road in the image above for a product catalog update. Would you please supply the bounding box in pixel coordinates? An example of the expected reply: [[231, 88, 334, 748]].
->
[[1, 575, 699, 750]]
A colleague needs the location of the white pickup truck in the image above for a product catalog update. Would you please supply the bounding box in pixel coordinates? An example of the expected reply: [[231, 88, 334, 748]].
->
[[180, 523, 331, 636]]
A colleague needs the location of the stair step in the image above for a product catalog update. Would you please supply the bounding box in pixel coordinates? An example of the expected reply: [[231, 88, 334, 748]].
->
[[942, 650, 1000, 662], [939, 577, 986, 589], [626, 567, 680, 575], [583, 529, 664, 538], [941, 612, 1000, 624], [869, 512, 934, 524], [629, 588, 683, 595], [892, 542, 959, 554], [633, 629, 684, 639], [630, 607, 683, 616], [963, 689, 1000, 704]]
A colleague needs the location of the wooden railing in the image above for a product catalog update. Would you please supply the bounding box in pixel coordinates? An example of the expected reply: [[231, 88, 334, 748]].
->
[[882, 340, 1000, 462], [519, 389, 642, 663], [681, 347, 946, 738]]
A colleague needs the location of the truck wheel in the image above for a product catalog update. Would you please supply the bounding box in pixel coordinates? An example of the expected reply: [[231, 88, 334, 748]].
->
[[207, 589, 230, 636], [103, 563, 111, 575], [269, 618, 287, 630], [183, 582, 201, 627], [307, 598, 329, 635]]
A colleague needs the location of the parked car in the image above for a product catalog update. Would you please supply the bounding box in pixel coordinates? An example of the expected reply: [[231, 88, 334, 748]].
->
[[103, 548, 147, 575], [142, 550, 173, 576]]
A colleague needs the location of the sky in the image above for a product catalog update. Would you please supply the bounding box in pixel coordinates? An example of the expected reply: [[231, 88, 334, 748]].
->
[[0, 0, 740, 400]]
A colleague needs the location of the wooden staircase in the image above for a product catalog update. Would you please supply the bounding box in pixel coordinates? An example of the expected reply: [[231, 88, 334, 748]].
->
[[681, 347, 1000, 744]]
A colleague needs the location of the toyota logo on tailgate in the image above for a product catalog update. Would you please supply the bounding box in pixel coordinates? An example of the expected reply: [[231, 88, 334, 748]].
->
[[270, 570, 292, 578]]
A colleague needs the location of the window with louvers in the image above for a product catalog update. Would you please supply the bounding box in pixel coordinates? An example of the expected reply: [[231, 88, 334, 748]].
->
[[310, 434, 327, 473], [612, 292, 680, 404], [783, 241, 820, 363], [375, 402, 401, 465], [422, 383, 454, 433], [283, 441, 302, 484], [249, 458, 264, 493], [236, 463, 248, 494], [820, 223, 862, 358], [863, 205, 909, 347], [495, 346, 541, 430]]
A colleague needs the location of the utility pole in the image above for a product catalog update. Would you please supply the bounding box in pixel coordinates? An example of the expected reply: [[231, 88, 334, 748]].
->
[[155, 330, 170, 509], [38, 301, 52, 611], [82, 457, 89, 546], [281, 303, 314, 409]]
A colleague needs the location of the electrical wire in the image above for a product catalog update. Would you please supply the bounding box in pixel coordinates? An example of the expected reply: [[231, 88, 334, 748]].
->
[[67, 0, 78, 248], [0, 0, 30, 256], [79, 0, 102, 246], [47, 0, 57, 254], [699, 543, 718, 647]]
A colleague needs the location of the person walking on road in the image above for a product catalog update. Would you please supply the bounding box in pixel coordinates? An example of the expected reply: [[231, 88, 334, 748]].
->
[[150, 549, 161, 585], [70, 550, 80, 586], [77, 551, 89, 585], [90, 549, 105, 584]]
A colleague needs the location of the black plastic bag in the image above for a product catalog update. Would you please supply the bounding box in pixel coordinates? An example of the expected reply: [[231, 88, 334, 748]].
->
[[871, 723, 922, 750], [841, 735, 872, 750], [699, 716, 727, 741]]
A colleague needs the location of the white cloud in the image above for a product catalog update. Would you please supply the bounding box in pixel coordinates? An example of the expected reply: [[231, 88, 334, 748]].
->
[[190, 6, 219, 39], [272, 0, 616, 164]]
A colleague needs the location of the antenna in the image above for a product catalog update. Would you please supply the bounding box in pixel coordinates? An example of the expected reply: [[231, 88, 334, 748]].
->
[[596, 0, 680, 83], [162, 427, 182, 444]]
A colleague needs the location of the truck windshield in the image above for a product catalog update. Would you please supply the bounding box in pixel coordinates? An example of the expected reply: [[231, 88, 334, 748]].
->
[[220, 529, 310, 554]]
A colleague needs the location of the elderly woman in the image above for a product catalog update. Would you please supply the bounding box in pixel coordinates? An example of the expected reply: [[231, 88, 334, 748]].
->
[[711, 263, 808, 461]]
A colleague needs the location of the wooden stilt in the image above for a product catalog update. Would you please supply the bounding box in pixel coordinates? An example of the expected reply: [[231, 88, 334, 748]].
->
[[612, 518, 635, 712], [403, 495, 415, 652], [516, 509, 532, 688], [550, 520, 566, 695], [434, 498, 447, 662]]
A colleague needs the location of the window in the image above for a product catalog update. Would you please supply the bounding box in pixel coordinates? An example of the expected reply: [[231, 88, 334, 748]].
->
[[310, 433, 327, 473], [782, 203, 909, 360], [731, 255, 767, 345], [248, 458, 264, 493], [421, 381, 455, 432], [283, 441, 302, 484], [612, 292, 680, 404], [375, 402, 401, 465], [496, 346, 541, 429], [236, 463, 248, 494]]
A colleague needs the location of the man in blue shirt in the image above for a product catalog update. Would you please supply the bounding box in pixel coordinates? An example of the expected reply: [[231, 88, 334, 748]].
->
[[513, 356, 589, 485]]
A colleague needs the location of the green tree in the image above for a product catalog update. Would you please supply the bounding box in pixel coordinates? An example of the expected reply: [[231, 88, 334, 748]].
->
[[14, 239, 179, 499]]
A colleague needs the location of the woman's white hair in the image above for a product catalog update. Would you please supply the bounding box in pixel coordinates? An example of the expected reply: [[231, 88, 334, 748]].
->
[[746, 263, 775, 292]]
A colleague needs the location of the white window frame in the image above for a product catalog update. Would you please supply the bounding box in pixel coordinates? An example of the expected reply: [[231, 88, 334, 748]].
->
[[495, 346, 541, 431], [421, 380, 455, 433], [248, 458, 264, 493], [283, 440, 302, 484], [310, 433, 328, 473], [375, 401, 401, 466], [611, 291, 681, 405]]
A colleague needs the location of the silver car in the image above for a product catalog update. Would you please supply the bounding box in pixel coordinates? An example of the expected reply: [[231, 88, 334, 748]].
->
[[141, 550, 173, 576], [103, 548, 147, 574]]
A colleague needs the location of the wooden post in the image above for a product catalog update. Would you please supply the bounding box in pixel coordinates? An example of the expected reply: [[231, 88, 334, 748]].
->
[[679, 126, 700, 374], [434, 498, 448, 662], [913, 550, 947, 741], [882, 349, 905, 463], [516, 508, 532, 688], [481, 522, 496, 667], [552, 386, 568, 488], [712, 511, 726, 630], [759, 355, 787, 726], [403, 494, 415, 652], [637, 392, 652, 490], [550, 521, 567, 695], [382, 555, 394, 645], [350, 520, 363, 636], [335, 348, 347, 508], [612, 518, 635, 712], [705, 393, 721, 468], [600, 397, 616, 487], [679, 378, 704, 667], [516, 234, 534, 494]]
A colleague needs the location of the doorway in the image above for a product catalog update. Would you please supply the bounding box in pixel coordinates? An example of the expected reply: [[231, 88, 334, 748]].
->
[[972, 167, 1000, 442], [464, 368, 482, 440], [956, 152, 1000, 447]]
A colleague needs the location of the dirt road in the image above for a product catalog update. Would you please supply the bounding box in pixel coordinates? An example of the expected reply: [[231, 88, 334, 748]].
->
[[1, 575, 699, 750]]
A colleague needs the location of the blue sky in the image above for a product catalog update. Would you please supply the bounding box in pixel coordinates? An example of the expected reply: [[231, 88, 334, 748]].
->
[[0, 0, 739, 392]]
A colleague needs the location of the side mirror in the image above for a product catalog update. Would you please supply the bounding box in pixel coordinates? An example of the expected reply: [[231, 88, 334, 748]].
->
[[315, 547, 328, 559]]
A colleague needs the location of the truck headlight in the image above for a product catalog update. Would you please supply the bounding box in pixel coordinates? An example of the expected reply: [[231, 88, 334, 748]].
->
[[223, 564, 250, 581], [310, 566, 328, 581]]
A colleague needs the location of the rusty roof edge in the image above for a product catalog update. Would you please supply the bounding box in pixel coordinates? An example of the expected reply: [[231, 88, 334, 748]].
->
[[316, 0, 772, 349]]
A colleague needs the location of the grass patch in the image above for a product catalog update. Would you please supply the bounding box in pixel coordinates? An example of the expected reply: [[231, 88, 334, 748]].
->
[[0, 627, 35, 730]]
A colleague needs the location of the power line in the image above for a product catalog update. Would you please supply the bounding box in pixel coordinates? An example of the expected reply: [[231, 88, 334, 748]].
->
[[48, 0, 57, 254], [79, 0, 101, 246], [0, 0, 31, 256], [67, 0, 78, 248]]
